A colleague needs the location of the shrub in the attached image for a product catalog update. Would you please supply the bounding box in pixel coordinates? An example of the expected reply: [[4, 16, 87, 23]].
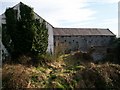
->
[[54, 41, 68, 58], [17, 55, 31, 65], [73, 51, 92, 60]]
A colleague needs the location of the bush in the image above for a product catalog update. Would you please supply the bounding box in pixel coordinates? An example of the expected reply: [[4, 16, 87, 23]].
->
[[105, 38, 120, 64], [54, 41, 68, 58], [73, 51, 92, 60], [72, 63, 120, 89], [17, 55, 31, 65]]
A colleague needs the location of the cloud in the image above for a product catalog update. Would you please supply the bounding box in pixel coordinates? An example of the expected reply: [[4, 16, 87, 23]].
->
[[100, 18, 118, 35], [102, 18, 118, 25], [91, 18, 118, 35], [85, 0, 119, 3], [32, 0, 96, 26], [0, 0, 118, 35], [0, 0, 96, 27]]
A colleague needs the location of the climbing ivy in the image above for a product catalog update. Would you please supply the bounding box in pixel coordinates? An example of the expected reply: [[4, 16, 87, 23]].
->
[[3, 2, 48, 58], [3, 8, 17, 54], [16, 3, 35, 54]]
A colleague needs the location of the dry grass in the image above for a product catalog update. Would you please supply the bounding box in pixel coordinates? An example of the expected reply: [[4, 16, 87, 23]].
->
[[2, 53, 120, 89], [2, 64, 31, 89]]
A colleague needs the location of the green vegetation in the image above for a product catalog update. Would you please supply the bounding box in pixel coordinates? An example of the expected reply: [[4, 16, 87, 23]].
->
[[2, 39, 120, 89], [2, 3, 48, 60], [105, 37, 120, 64], [2, 53, 120, 89], [32, 19, 48, 56], [3, 8, 17, 54], [2, 2, 120, 89], [113, 38, 120, 64]]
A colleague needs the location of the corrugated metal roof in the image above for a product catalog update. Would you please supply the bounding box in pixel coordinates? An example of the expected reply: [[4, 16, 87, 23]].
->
[[53, 28, 115, 36]]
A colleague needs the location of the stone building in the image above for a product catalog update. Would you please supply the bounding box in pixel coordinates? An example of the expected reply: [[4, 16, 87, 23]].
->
[[0, 2, 116, 60], [53, 28, 115, 60], [53, 28, 115, 52]]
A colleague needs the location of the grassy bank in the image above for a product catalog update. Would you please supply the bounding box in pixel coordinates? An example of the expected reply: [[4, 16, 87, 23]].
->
[[2, 53, 120, 89]]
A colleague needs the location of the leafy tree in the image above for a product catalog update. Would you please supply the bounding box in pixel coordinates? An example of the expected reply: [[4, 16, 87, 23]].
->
[[32, 19, 48, 56], [2, 2, 48, 59]]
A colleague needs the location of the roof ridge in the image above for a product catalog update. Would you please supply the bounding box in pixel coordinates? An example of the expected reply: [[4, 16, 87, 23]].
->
[[53, 28, 115, 36], [54, 27, 108, 30]]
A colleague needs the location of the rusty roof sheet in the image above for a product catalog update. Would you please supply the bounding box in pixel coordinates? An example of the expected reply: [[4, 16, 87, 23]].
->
[[53, 28, 115, 36]]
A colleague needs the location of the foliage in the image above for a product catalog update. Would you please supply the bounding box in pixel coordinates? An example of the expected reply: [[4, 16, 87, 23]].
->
[[3, 8, 17, 54], [2, 52, 120, 88], [54, 41, 68, 58], [2, 64, 30, 89], [2, 61, 120, 89], [104, 37, 120, 64], [113, 38, 120, 64], [32, 19, 48, 55], [3, 3, 48, 59], [39, 52, 55, 62], [105, 37, 120, 64], [15, 3, 35, 54]]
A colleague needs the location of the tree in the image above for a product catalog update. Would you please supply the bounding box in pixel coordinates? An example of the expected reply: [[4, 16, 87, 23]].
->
[[32, 19, 48, 56], [2, 3, 48, 59]]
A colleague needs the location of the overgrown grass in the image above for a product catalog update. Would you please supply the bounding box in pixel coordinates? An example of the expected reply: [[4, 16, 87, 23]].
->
[[2, 52, 120, 89]]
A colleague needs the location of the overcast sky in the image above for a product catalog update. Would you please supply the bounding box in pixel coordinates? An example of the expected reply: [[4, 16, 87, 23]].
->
[[0, 0, 119, 36]]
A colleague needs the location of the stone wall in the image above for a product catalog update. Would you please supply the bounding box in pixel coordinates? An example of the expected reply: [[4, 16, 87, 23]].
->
[[54, 35, 115, 60]]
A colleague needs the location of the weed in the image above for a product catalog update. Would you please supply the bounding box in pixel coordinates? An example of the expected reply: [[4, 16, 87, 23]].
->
[[50, 74, 57, 80]]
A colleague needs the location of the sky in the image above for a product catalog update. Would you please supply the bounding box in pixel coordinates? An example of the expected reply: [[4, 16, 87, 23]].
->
[[0, 0, 119, 36]]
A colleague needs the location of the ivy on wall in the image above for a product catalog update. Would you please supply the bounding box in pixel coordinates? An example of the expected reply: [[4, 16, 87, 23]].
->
[[16, 3, 35, 54], [2, 8, 17, 54], [2, 2, 48, 58]]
